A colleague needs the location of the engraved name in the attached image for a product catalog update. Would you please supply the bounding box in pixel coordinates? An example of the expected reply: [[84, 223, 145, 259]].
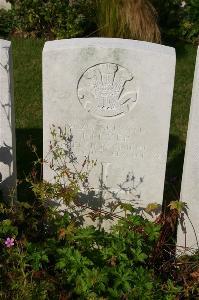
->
[[68, 123, 149, 159]]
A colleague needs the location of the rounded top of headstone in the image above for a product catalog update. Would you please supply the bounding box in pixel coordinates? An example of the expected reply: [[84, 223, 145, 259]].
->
[[0, 39, 11, 48], [43, 38, 175, 57], [0, 0, 11, 10]]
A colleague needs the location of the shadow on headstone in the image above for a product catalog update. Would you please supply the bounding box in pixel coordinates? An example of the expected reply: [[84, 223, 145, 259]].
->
[[45, 129, 162, 228], [0, 144, 12, 171], [0, 40, 16, 201], [0, 144, 14, 200], [74, 175, 162, 228]]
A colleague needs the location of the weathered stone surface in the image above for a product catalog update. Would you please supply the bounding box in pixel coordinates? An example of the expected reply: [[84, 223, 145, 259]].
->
[[0, 40, 16, 199], [177, 47, 199, 252], [43, 38, 175, 216]]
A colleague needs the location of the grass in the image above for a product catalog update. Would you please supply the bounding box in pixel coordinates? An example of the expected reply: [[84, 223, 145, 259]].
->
[[12, 38, 43, 129], [11, 38, 197, 200], [165, 42, 197, 201], [12, 38, 43, 184]]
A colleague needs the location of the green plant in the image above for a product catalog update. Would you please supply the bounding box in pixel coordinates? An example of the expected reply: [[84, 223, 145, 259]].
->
[[179, 0, 199, 43], [0, 126, 198, 299], [0, 197, 183, 299], [151, 0, 182, 42], [152, 0, 199, 43], [0, 9, 13, 38], [8, 0, 95, 39]]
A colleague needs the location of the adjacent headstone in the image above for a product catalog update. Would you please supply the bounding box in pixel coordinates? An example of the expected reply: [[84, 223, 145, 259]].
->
[[177, 47, 199, 252], [0, 40, 16, 199], [43, 38, 175, 216]]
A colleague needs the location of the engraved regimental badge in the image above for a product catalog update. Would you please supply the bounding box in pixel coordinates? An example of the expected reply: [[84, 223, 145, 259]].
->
[[77, 63, 137, 118]]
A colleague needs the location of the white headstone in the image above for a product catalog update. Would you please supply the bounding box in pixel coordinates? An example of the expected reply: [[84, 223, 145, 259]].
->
[[0, 0, 11, 10], [0, 40, 16, 199], [177, 47, 199, 252], [43, 38, 175, 217]]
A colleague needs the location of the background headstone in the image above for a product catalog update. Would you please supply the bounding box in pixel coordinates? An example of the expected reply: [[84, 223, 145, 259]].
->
[[0, 39, 16, 199], [177, 47, 199, 252], [0, 0, 11, 10], [43, 38, 175, 217]]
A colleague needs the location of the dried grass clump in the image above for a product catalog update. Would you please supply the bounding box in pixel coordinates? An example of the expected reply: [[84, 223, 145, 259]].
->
[[97, 0, 161, 43]]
